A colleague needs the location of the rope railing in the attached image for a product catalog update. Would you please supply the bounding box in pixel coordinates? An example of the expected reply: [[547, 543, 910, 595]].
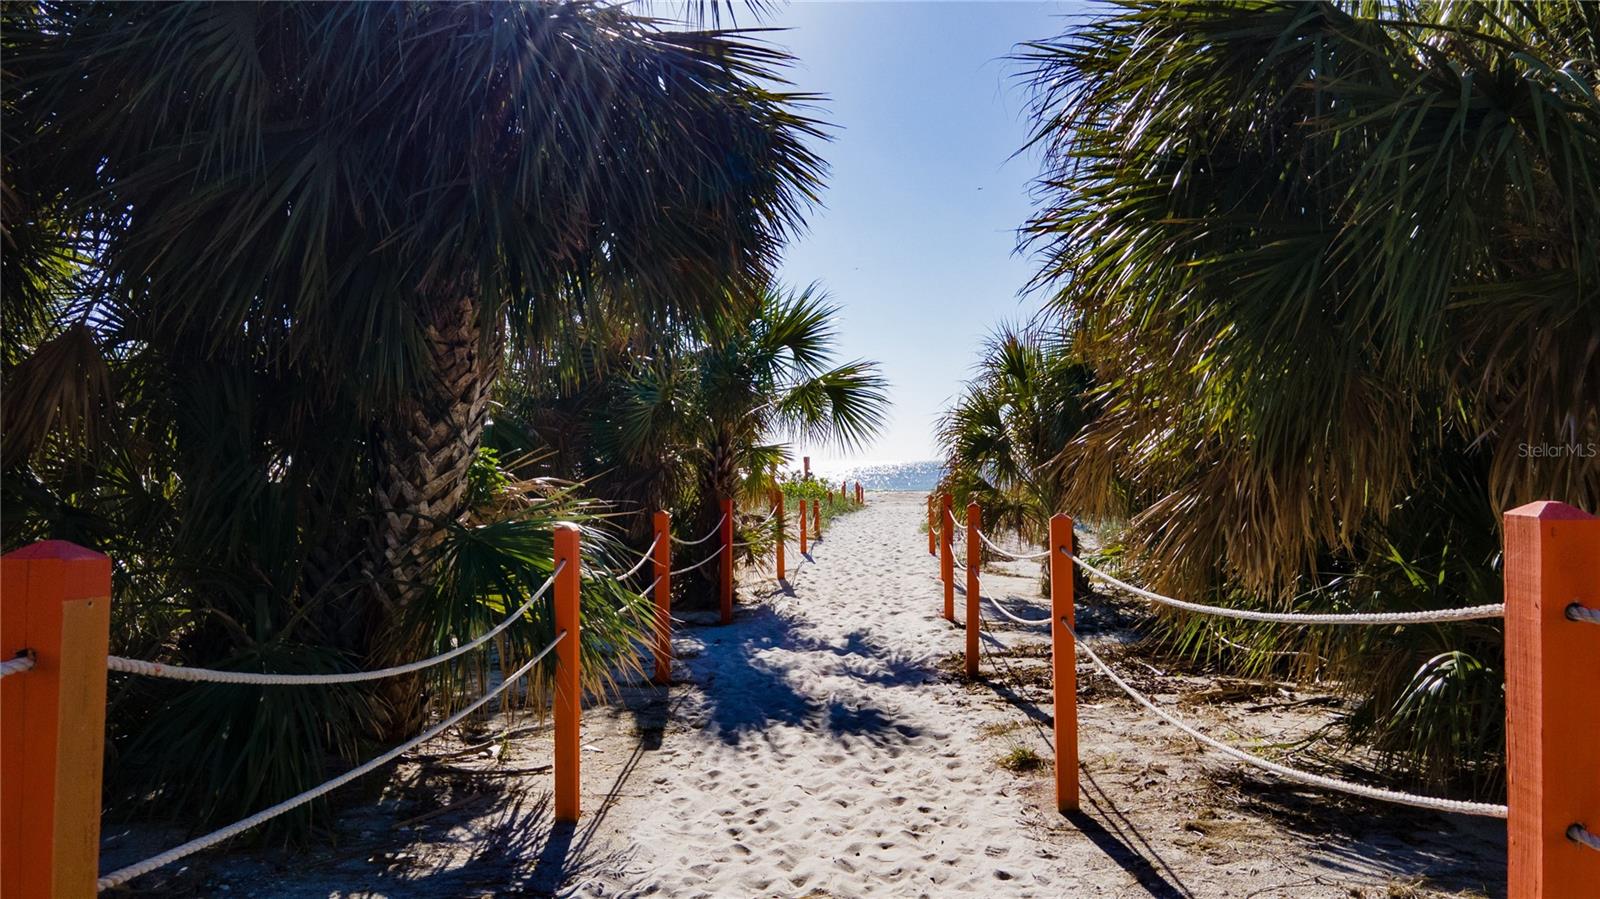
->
[[1064, 549, 1505, 625], [670, 542, 725, 576], [1566, 603, 1600, 625], [1068, 621, 1508, 818], [1569, 823, 1600, 852], [11, 499, 838, 891], [614, 573, 666, 616], [670, 514, 727, 547], [616, 534, 662, 581], [974, 528, 1051, 561], [97, 630, 569, 891], [927, 494, 1597, 886], [983, 593, 1052, 626], [0, 655, 35, 678], [106, 561, 566, 685]]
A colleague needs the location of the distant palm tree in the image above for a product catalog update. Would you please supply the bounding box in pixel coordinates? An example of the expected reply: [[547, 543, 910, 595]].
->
[[937, 323, 1097, 545], [4, 1, 824, 736], [607, 282, 890, 583]]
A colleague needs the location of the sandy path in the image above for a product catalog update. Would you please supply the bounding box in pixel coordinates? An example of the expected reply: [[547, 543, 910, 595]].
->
[[123, 492, 1504, 897], [583, 493, 1071, 897]]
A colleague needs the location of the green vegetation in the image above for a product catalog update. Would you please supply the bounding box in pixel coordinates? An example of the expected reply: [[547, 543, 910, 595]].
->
[[488, 281, 887, 598], [779, 474, 865, 536], [0, 0, 881, 837], [997, 745, 1045, 773], [941, 0, 1600, 797]]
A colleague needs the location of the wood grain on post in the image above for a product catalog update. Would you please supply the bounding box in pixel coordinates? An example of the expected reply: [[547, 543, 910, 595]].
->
[[1, 541, 113, 899], [965, 502, 981, 678], [940, 494, 955, 622], [652, 512, 672, 685], [1050, 514, 1079, 813], [719, 498, 735, 625], [553, 524, 582, 822], [1503, 501, 1600, 896]]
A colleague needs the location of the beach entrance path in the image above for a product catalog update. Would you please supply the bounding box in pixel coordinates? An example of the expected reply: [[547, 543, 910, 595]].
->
[[579, 491, 1070, 896], [128, 491, 1505, 897]]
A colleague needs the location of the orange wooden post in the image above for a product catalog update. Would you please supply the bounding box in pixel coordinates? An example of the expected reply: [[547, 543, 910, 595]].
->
[[652, 512, 672, 685], [1, 541, 113, 899], [813, 498, 822, 541], [799, 499, 808, 554], [553, 524, 582, 822], [775, 494, 786, 580], [803, 456, 810, 477], [1049, 514, 1079, 812], [940, 494, 954, 621], [1503, 501, 1600, 896], [965, 502, 981, 677], [719, 498, 734, 625], [856, 482, 863, 504], [927, 495, 936, 555]]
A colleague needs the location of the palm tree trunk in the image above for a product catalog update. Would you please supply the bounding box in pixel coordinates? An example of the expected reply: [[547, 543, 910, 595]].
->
[[363, 294, 497, 739]]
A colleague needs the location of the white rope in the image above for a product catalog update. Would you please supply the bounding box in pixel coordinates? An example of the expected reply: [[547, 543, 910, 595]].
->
[[984, 593, 1053, 626], [1567, 603, 1600, 625], [1569, 824, 1600, 852], [975, 528, 1052, 560], [616, 535, 662, 581], [1065, 551, 1504, 625], [1069, 623, 1507, 818], [670, 543, 724, 576], [617, 574, 665, 615], [0, 655, 35, 678], [97, 630, 568, 891], [670, 514, 727, 547], [107, 562, 566, 685]]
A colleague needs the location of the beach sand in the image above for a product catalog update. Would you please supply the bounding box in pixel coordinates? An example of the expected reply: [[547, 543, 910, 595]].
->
[[111, 492, 1505, 897]]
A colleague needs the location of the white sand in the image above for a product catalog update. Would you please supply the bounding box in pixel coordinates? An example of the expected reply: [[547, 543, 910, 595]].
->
[[124, 492, 1504, 897], [585, 495, 1072, 897]]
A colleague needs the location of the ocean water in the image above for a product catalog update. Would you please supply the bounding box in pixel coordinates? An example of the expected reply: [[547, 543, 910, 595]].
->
[[805, 460, 944, 492]]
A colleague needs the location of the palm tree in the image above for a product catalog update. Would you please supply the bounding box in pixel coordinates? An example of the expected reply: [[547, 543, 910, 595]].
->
[[937, 322, 1097, 544], [1019, 0, 1599, 594], [5, 1, 824, 735], [1016, 0, 1600, 793], [596, 282, 889, 592]]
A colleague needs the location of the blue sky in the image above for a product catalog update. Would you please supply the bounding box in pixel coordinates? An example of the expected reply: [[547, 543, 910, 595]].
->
[[766, 1, 1083, 466]]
